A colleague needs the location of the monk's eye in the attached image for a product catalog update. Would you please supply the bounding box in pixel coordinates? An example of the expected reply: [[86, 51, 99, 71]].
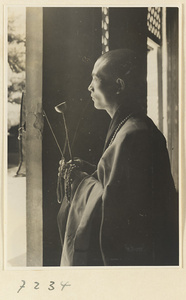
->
[[93, 76, 102, 84]]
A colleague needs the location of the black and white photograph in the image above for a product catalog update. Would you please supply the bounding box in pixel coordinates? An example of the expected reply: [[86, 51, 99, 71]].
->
[[1, 1, 186, 299]]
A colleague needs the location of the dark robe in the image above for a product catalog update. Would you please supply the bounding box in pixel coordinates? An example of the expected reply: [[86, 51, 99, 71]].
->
[[57, 106, 179, 266]]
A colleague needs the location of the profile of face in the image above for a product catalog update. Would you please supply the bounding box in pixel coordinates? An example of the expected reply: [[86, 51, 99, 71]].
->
[[88, 57, 119, 116]]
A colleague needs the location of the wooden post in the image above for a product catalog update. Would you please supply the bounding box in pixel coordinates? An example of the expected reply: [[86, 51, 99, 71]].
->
[[167, 8, 179, 190], [26, 7, 43, 266]]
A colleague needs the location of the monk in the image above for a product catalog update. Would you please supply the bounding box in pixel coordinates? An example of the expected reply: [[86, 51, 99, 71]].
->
[[57, 49, 179, 266]]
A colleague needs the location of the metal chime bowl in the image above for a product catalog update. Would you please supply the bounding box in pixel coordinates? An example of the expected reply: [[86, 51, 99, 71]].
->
[[55, 101, 67, 114]]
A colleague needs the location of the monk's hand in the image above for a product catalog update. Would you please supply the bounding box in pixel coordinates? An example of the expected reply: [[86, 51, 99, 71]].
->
[[58, 158, 89, 201], [58, 158, 67, 178], [68, 157, 96, 174], [58, 158, 86, 183]]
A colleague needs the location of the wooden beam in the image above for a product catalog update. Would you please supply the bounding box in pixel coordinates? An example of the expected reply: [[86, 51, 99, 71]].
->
[[26, 7, 43, 266]]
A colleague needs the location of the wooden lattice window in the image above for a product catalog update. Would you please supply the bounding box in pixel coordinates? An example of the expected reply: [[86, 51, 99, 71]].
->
[[102, 7, 109, 54], [147, 7, 162, 45]]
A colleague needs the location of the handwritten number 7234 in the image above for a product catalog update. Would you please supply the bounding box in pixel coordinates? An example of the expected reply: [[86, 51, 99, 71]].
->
[[17, 280, 71, 293]]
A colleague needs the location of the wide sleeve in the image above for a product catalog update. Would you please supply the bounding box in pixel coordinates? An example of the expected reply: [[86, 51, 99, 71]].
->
[[59, 173, 103, 266]]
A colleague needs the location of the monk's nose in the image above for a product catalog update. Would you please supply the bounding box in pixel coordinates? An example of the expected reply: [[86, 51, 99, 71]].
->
[[88, 81, 93, 92]]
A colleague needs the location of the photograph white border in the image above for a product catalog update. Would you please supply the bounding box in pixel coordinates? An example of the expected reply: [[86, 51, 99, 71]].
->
[[0, 0, 186, 299]]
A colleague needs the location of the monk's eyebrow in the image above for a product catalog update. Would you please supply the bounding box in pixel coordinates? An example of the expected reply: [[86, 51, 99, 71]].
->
[[92, 73, 100, 79]]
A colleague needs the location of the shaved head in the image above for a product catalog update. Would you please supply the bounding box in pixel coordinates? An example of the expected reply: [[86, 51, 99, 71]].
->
[[95, 49, 138, 81], [95, 49, 145, 104], [88, 49, 146, 117]]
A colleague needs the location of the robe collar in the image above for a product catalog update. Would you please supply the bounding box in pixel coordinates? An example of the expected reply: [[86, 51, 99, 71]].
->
[[103, 104, 143, 152]]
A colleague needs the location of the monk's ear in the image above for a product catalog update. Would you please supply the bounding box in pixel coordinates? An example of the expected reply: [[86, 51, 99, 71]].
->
[[116, 78, 125, 94]]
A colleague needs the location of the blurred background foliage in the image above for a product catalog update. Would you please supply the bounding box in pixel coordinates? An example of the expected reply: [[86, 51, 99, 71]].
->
[[8, 8, 26, 131]]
